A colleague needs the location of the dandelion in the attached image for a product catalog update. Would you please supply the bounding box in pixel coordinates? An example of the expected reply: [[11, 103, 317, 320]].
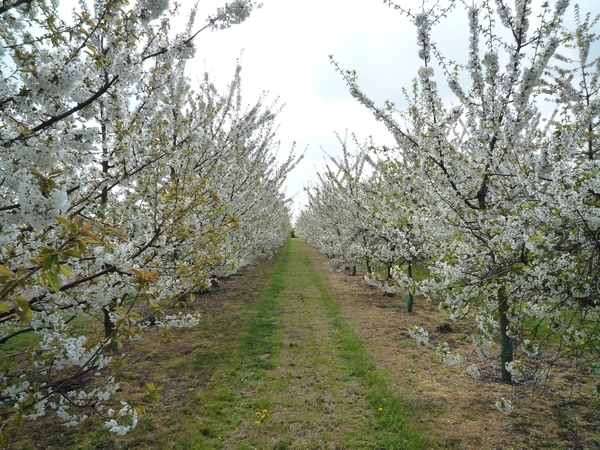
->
[[254, 420, 260, 425], [378, 407, 383, 411], [580, 341, 586, 346], [255, 411, 261, 416], [188, 388, 194, 392], [262, 409, 267, 413], [261, 415, 266, 419], [235, 427, 240, 432]]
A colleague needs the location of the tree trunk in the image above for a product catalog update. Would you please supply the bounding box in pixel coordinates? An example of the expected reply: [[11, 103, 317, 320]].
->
[[406, 260, 414, 312], [103, 301, 118, 353], [498, 286, 513, 383]]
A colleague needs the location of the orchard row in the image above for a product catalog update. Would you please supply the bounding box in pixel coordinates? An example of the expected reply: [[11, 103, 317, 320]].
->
[[0, 0, 297, 439], [297, 0, 599, 414]]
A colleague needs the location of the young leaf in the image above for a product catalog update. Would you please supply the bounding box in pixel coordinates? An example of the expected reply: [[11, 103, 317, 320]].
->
[[46, 271, 61, 293], [42, 254, 58, 271], [59, 265, 72, 278], [0, 265, 13, 278], [14, 297, 32, 326]]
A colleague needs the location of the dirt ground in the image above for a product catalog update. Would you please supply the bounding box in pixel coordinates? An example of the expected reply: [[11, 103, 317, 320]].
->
[[305, 246, 600, 450]]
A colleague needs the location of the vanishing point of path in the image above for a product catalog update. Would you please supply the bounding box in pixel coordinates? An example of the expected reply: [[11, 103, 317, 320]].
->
[[143, 239, 437, 449]]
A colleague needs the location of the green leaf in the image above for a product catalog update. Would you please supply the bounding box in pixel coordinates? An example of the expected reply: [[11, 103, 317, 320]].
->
[[14, 297, 32, 326], [0, 265, 13, 278], [63, 249, 82, 259], [42, 254, 58, 271], [0, 304, 11, 313], [59, 265, 72, 278], [27, 168, 43, 178], [54, 216, 70, 226], [46, 271, 61, 293]]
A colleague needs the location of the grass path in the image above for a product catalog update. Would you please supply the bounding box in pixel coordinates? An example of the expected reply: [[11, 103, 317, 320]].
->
[[143, 239, 438, 449], [11, 239, 593, 449], [17, 240, 441, 450]]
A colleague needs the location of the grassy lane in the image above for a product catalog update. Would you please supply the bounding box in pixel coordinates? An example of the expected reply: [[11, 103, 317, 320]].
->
[[141, 239, 440, 449]]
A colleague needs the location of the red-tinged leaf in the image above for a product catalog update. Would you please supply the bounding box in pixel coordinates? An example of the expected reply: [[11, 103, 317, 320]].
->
[[146, 271, 159, 284], [17, 267, 31, 277], [80, 220, 93, 236]]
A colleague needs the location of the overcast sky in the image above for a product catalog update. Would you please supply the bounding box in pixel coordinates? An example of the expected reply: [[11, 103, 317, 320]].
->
[[185, 0, 598, 218], [185, 0, 424, 216]]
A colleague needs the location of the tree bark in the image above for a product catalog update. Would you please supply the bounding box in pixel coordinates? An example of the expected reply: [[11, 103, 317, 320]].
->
[[498, 286, 513, 383]]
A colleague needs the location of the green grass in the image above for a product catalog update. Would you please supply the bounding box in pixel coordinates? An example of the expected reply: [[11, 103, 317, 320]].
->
[[13, 240, 445, 449], [299, 245, 438, 449], [138, 239, 442, 449]]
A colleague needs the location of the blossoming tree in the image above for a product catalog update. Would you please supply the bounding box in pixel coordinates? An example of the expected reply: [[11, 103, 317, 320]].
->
[[299, 0, 599, 413], [0, 0, 296, 441]]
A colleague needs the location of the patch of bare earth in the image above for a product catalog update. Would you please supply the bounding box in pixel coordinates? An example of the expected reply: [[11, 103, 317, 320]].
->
[[303, 243, 599, 450]]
